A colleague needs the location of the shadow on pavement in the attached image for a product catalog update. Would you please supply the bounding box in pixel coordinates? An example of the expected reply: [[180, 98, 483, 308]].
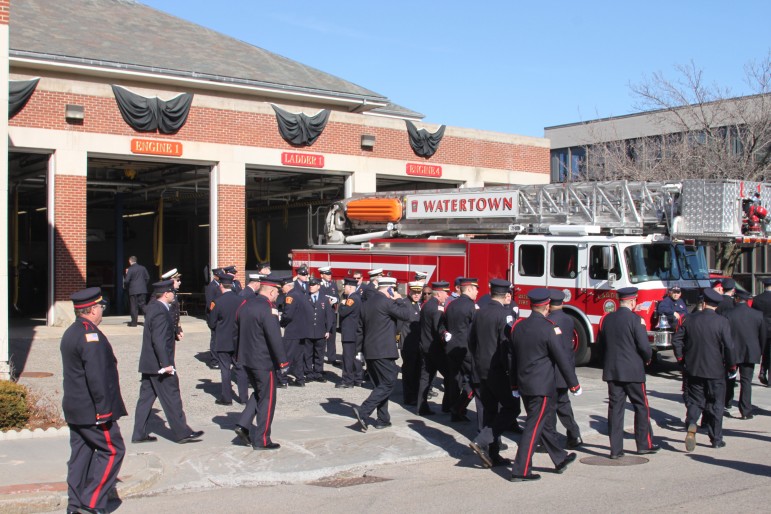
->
[[686, 453, 771, 476]]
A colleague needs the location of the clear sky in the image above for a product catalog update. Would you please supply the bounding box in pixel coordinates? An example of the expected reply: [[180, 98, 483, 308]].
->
[[140, 0, 769, 138]]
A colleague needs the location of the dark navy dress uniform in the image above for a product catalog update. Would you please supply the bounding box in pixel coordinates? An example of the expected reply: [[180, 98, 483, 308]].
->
[[305, 282, 334, 381], [239, 284, 258, 300], [207, 288, 249, 404], [673, 288, 736, 448], [338, 282, 364, 386], [61, 288, 126, 514], [320, 271, 340, 362], [205, 271, 223, 366], [236, 279, 289, 449], [720, 295, 764, 417], [355, 282, 412, 425], [599, 288, 656, 457], [750, 282, 771, 383], [133, 281, 198, 442], [280, 285, 312, 385], [656, 294, 687, 326], [444, 284, 478, 418], [124, 261, 149, 326], [398, 290, 423, 404], [547, 293, 582, 446], [417, 283, 451, 415], [469, 281, 519, 464], [510, 289, 580, 480]]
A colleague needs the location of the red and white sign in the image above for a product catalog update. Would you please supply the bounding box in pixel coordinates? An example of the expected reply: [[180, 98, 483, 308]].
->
[[405, 191, 519, 219], [281, 152, 325, 168], [406, 163, 442, 177], [131, 139, 183, 157]]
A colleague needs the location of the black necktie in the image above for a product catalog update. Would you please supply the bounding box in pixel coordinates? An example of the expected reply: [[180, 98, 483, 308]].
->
[[312, 295, 317, 304]]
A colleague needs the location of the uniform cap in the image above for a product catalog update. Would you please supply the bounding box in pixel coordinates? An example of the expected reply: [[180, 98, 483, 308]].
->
[[458, 277, 479, 287], [430, 281, 450, 292], [703, 287, 724, 305], [247, 272, 264, 282], [260, 273, 283, 289], [762, 277, 771, 286], [527, 288, 552, 306], [211, 267, 223, 275], [378, 277, 397, 287], [721, 278, 736, 291], [414, 271, 428, 279], [319, 266, 332, 275], [71, 287, 107, 309], [219, 273, 235, 286], [408, 281, 423, 291], [343, 277, 358, 286], [735, 290, 752, 301], [296, 266, 309, 276], [258, 261, 271, 270], [224, 265, 237, 274], [280, 276, 295, 286], [616, 287, 639, 300], [368, 268, 384, 278], [215, 269, 229, 280], [489, 279, 511, 295], [550, 290, 566, 305], [152, 280, 176, 294], [454, 276, 464, 286], [308, 276, 321, 286], [711, 279, 723, 288], [668, 285, 681, 292], [161, 268, 181, 280]]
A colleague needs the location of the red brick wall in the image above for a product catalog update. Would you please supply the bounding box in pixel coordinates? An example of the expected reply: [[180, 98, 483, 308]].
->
[[54, 175, 87, 300], [9, 89, 549, 174], [216, 184, 245, 277], [0, 0, 9, 25]]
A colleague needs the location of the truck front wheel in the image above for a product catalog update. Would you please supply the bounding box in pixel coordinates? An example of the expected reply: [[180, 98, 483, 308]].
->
[[569, 315, 591, 366]]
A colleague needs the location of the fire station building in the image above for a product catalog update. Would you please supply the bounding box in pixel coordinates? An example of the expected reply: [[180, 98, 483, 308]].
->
[[0, 0, 549, 333]]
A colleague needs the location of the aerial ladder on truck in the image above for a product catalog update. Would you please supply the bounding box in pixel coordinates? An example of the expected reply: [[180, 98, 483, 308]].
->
[[295, 179, 771, 365]]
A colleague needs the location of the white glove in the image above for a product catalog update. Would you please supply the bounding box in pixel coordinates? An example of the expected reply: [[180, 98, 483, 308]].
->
[[328, 296, 339, 305], [444, 332, 452, 342], [727, 369, 738, 380], [570, 386, 583, 397], [158, 366, 177, 375], [355, 352, 364, 362], [511, 389, 520, 398]]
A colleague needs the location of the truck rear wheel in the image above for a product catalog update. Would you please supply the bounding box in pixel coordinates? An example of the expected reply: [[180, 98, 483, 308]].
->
[[569, 315, 591, 366]]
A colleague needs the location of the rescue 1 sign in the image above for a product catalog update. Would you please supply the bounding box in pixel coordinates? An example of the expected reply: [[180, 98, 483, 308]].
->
[[406, 190, 520, 219]]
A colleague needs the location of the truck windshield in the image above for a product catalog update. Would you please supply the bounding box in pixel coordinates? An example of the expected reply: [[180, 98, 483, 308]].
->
[[624, 243, 710, 283]]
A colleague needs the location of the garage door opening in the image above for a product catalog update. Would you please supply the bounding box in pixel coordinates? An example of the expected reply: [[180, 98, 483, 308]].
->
[[87, 157, 210, 315]]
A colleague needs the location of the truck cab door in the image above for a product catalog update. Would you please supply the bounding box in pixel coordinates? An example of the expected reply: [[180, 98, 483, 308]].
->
[[546, 242, 585, 303], [586, 244, 622, 318], [513, 241, 547, 316]]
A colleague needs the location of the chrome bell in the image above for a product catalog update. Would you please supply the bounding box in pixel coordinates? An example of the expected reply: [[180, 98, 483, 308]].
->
[[656, 315, 671, 331]]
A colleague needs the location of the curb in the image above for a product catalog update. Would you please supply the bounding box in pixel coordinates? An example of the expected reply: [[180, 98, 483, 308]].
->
[[0, 426, 69, 441]]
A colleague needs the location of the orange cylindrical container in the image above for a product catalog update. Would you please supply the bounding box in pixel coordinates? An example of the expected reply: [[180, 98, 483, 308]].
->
[[345, 198, 403, 222]]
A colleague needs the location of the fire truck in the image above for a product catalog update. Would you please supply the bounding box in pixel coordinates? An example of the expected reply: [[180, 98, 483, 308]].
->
[[290, 180, 771, 365]]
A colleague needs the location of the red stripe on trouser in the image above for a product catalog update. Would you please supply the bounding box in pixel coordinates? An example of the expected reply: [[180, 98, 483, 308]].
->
[[524, 398, 548, 476], [89, 424, 116, 508], [263, 371, 275, 447], [642, 383, 652, 449]]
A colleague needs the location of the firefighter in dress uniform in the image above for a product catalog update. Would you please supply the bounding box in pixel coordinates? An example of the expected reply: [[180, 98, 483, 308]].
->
[[319, 266, 341, 364], [132, 280, 204, 444], [715, 278, 736, 315], [233, 274, 291, 450], [352, 277, 413, 430], [239, 272, 263, 300], [124, 255, 149, 327], [305, 276, 334, 382], [468, 279, 518, 468], [223, 265, 243, 294], [204, 268, 224, 369], [443, 277, 480, 422], [547, 290, 583, 449], [61, 287, 126, 514], [417, 281, 451, 416], [751, 277, 771, 386], [275, 276, 296, 387], [207, 273, 249, 405], [399, 281, 424, 405], [599, 287, 659, 459], [673, 287, 737, 451], [722, 289, 766, 419], [360, 268, 383, 302], [656, 285, 687, 327], [509, 288, 581, 482], [337, 277, 364, 388], [282, 269, 312, 386]]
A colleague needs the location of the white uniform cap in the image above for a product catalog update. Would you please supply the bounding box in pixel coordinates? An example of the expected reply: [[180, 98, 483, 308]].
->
[[378, 277, 397, 287], [368, 268, 384, 277], [161, 268, 179, 280], [319, 266, 332, 274], [247, 272, 264, 282]]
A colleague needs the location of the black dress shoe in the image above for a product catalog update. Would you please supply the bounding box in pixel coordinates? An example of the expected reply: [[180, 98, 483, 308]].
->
[[490, 454, 512, 467], [288, 381, 305, 387], [609, 452, 625, 460], [509, 423, 524, 434], [739, 413, 754, 420], [636, 445, 660, 455], [535, 443, 547, 454], [234, 425, 252, 446], [177, 430, 204, 444], [253, 442, 280, 450], [567, 437, 583, 449], [233, 396, 245, 404], [510, 473, 541, 482], [352, 406, 368, 432], [215, 399, 233, 406], [427, 389, 438, 398], [131, 435, 157, 443], [315, 377, 328, 383], [373, 420, 392, 430], [354, 382, 364, 387], [712, 440, 727, 448], [418, 408, 435, 417], [555, 452, 577, 474], [207, 362, 221, 370], [277, 383, 288, 389], [404, 400, 417, 406], [77, 507, 108, 514], [451, 413, 470, 423], [335, 383, 353, 389]]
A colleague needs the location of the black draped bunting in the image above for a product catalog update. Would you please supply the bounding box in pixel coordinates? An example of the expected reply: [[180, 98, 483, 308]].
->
[[9, 78, 40, 118], [405, 120, 446, 158], [111, 85, 193, 134], [271, 104, 330, 146]]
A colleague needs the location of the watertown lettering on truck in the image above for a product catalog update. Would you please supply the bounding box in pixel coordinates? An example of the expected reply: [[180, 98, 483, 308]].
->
[[406, 191, 519, 219]]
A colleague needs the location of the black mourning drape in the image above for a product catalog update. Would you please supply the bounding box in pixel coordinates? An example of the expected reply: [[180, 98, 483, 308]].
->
[[271, 104, 330, 146], [9, 78, 40, 118], [111, 85, 193, 134], [405, 120, 446, 158]]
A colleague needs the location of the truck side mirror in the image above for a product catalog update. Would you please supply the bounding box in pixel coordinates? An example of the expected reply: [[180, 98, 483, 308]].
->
[[602, 246, 613, 271]]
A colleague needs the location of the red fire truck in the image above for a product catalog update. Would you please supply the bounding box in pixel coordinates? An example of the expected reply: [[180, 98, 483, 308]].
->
[[290, 180, 771, 365]]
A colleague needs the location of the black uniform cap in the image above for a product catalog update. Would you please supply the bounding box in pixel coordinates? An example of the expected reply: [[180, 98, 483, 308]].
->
[[550, 290, 566, 305], [762, 277, 771, 286], [296, 266, 309, 276], [343, 277, 358, 286], [703, 287, 724, 305], [721, 278, 736, 291], [260, 273, 283, 288], [152, 280, 175, 294], [308, 276, 321, 286], [527, 288, 552, 306], [71, 287, 108, 309], [616, 287, 639, 300], [224, 265, 237, 274], [458, 277, 479, 287], [280, 275, 295, 286], [489, 279, 511, 295], [219, 273, 235, 286], [735, 289, 752, 301], [258, 261, 271, 269], [431, 281, 450, 292]]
